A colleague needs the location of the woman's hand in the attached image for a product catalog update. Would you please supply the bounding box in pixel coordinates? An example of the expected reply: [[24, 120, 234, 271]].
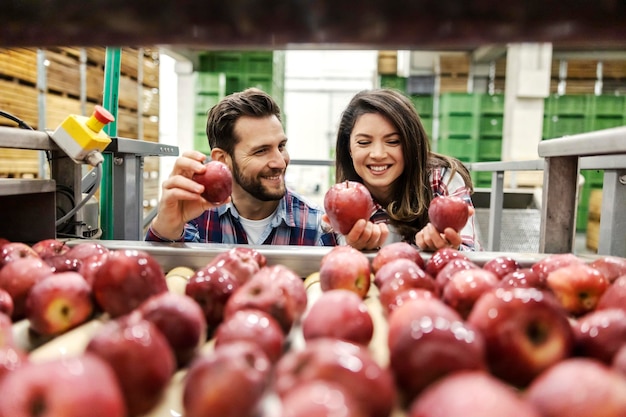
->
[[414, 223, 462, 252], [345, 219, 389, 251]]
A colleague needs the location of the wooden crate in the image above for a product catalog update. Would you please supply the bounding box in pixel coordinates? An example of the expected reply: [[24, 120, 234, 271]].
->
[[585, 189, 602, 252], [439, 75, 469, 93], [439, 53, 470, 76]]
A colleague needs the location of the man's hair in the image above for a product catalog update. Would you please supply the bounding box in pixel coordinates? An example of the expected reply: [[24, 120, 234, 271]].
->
[[205, 88, 282, 156]]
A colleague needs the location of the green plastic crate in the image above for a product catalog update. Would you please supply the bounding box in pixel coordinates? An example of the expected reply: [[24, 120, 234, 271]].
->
[[194, 114, 207, 133], [379, 75, 408, 92], [585, 116, 625, 132], [195, 72, 226, 93], [472, 171, 493, 187], [480, 94, 505, 115], [439, 93, 481, 116], [545, 94, 587, 116], [576, 206, 589, 232], [478, 139, 502, 160], [479, 115, 503, 137], [582, 169, 604, 188], [410, 95, 434, 116], [245, 52, 274, 74], [543, 115, 586, 139], [588, 95, 625, 117], [439, 114, 479, 139], [194, 131, 211, 155], [436, 138, 479, 162], [420, 115, 433, 137], [195, 94, 221, 114], [245, 74, 273, 93]]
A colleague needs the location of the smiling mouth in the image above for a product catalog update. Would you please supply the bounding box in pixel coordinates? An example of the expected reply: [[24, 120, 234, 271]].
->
[[369, 165, 390, 172]]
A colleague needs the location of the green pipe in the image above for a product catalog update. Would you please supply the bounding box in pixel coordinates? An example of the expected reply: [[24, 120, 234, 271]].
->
[[100, 47, 121, 240]]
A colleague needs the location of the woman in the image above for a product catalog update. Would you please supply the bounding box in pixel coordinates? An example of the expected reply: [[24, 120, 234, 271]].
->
[[332, 88, 480, 252]]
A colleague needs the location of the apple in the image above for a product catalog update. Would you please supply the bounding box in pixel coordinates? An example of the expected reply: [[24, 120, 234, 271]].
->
[[183, 341, 271, 417], [387, 297, 462, 331], [0, 312, 13, 347], [25, 272, 94, 336], [319, 245, 371, 299], [206, 246, 266, 285], [482, 256, 521, 280], [467, 287, 574, 387], [214, 308, 285, 363], [525, 357, 626, 417], [0, 353, 127, 417], [383, 288, 438, 317], [530, 253, 584, 282], [573, 308, 626, 364], [0, 238, 9, 250], [612, 344, 626, 376], [434, 257, 479, 291], [498, 267, 544, 289], [0, 242, 39, 269], [302, 289, 374, 346], [192, 160, 233, 204], [137, 291, 208, 367], [597, 275, 626, 311], [0, 345, 28, 380], [371, 241, 425, 274], [64, 241, 110, 264], [545, 263, 609, 316], [0, 288, 13, 317], [31, 238, 69, 260], [590, 256, 626, 283], [92, 249, 168, 318], [77, 252, 109, 288], [424, 247, 470, 278], [387, 304, 486, 404], [408, 370, 541, 417], [224, 265, 307, 334], [428, 195, 470, 232], [442, 268, 499, 319], [378, 259, 437, 310], [86, 314, 176, 417], [273, 338, 396, 417], [0, 257, 54, 320], [44, 254, 82, 273], [324, 180, 375, 235], [185, 263, 241, 335], [278, 380, 368, 417]]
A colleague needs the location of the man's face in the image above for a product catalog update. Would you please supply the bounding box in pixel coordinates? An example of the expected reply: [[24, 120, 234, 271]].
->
[[230, 115, 290, 201]]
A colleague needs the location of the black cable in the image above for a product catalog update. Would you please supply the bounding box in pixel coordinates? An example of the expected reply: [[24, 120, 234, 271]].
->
[[55, 161, 102, 227], [0, 110, 34, 130]]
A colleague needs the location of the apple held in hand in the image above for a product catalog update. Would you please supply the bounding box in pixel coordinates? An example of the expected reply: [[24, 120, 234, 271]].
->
[[26, 272, 94, 336], [324, 180, 375, 234], [0, 353, 127, 417], [92, 249, 168, 318], [428, 195, 470, 232], [192, 160, 233, 204]]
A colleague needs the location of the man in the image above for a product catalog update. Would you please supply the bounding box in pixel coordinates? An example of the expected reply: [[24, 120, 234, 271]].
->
[[146, 88, 337, 246]]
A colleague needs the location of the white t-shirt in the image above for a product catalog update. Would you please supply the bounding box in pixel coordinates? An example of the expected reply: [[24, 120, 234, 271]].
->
[[238, 215, 273, 244]]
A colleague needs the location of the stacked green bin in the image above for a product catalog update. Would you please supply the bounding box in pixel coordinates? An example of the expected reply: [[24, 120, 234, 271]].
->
[[474, 94, 505, 187], [437, 93, 481, 163], [542, 94, 588, 139], [194, 72, 226, 155], [379, 74, 408, 92], [410, 94, 434, 142]]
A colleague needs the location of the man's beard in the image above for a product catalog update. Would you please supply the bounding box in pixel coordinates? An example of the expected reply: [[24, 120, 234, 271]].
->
[[231, 159, 285, 202]]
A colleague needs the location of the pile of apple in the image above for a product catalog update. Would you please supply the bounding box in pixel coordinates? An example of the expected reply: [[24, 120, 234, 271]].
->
[[2, 231, 626, 417]]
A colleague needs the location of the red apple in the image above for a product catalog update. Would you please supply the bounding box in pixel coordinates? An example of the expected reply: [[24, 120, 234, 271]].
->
[[32, 238, 69, 260], [0, 345, 28, 380], [206, 246, 265, 285], [183, 341, 271, 417], [324, 180, 375, 234], [434, 257, 479, 291], [0, 242, 39, 269], [383, 288, 438, 317], [278, 380, 368, 417], [409, 370, 541, 417], [192, 160, 233, 204], [214, 308, 285, 363], [302, 289, 374, 346], [0, 238, 9, 250], [387, 302, 486, 404], [137, 291, 208, 367], [612, 344, 626, 376], [0, 257, 54, 320], [498, 267, 544, 289], [224, 265, 307, 334], [371, 242, 425, 274], [44, 254, 81, 273], [319, 245, 371, 299], [442, 268, 499, 319], [573, 308, 626, 364], [86, 314, 176, 417], [590, 256, 626, 283], [185, 263, 241, 334], [374, 257, 433, 290], [273, 338, 396, 417], [64, 241, 110, 264], [0, 353, 127, 417], [0, 312, 13, 348], [428, 195, 470, 232], [424, 247, 470, 278], [530, 252, 584, 283], [25, 272, 94, 336], [77, 252, 109, 288], [525, 357, 626, 417], [92, 249, 168, 318], [467, 287, 574, 387], [597, 274, 626, 311], [378, 259, 437, 310], [482, 256, 521, 280], [0, 288, 13, 317], [545, 263, 609, 316]]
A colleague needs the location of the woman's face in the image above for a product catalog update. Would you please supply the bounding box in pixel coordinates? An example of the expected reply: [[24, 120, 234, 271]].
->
[[349, 112, 405, 203]]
